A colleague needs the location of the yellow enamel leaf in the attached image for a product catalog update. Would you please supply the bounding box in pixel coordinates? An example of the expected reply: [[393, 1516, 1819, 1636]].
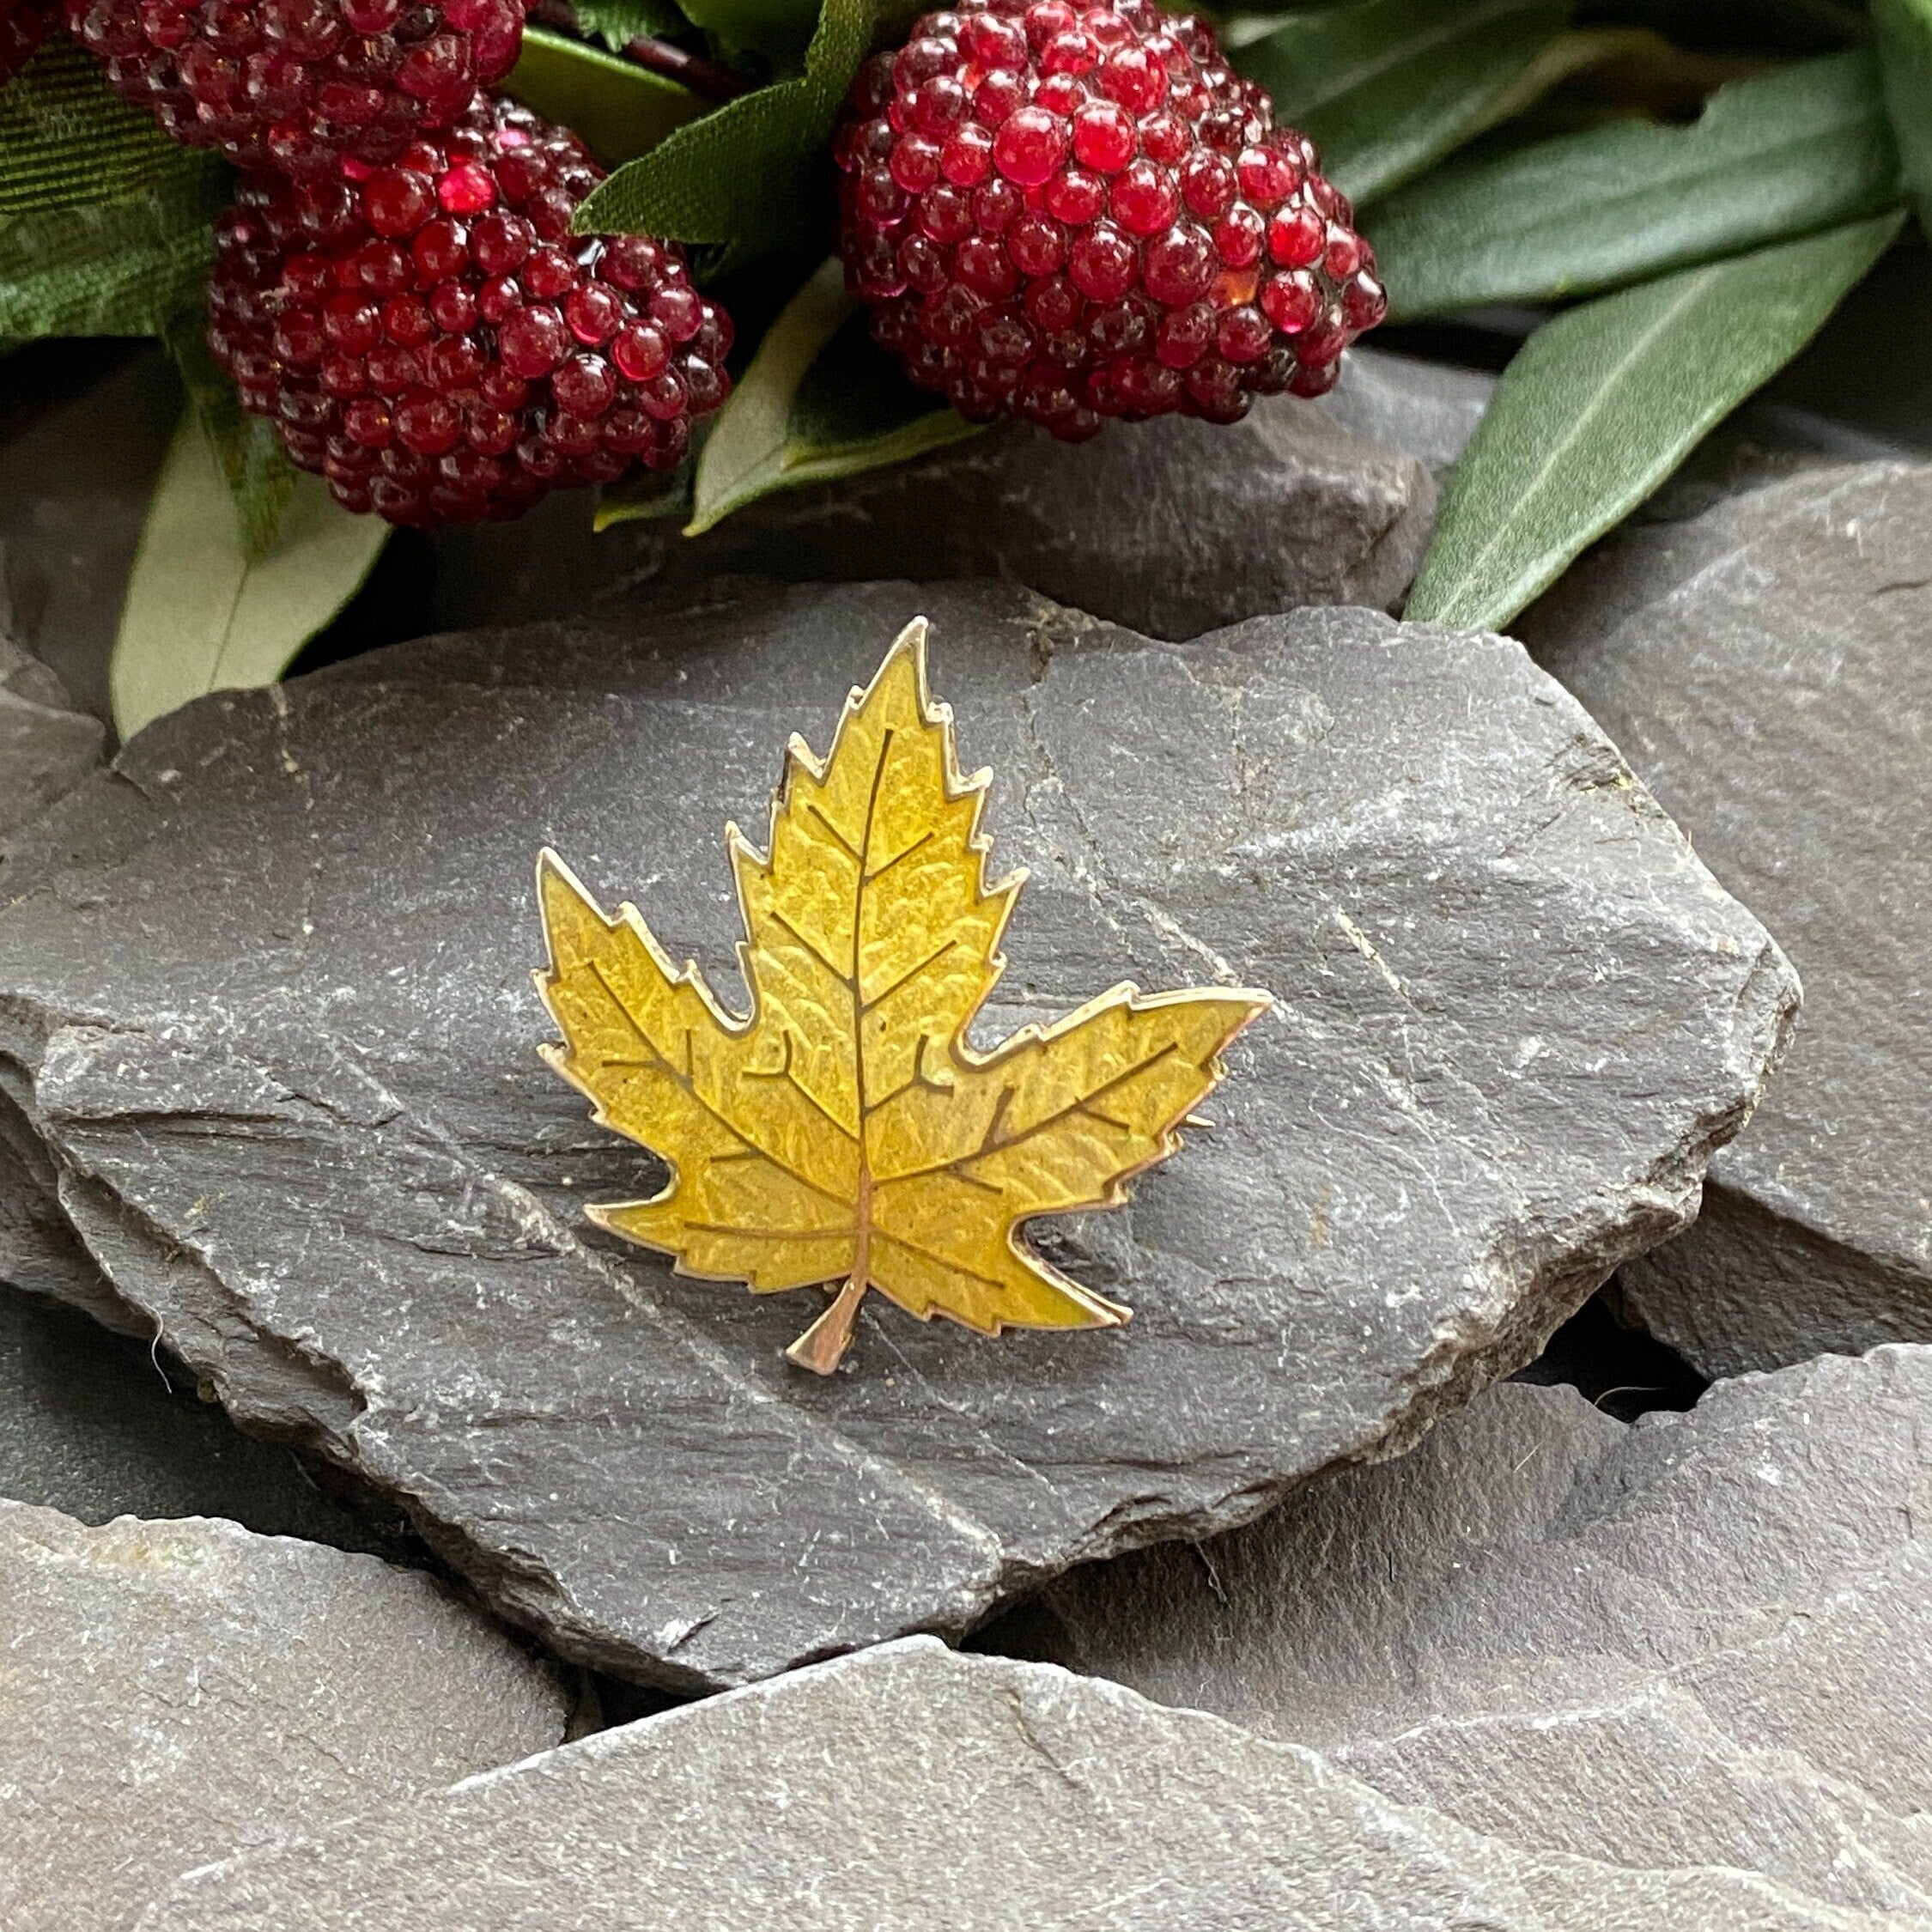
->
[[536, 617, 1271, 1373]]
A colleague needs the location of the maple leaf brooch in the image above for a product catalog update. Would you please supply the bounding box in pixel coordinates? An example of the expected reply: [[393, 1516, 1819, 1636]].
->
[[535, 618, 1271, 1374]]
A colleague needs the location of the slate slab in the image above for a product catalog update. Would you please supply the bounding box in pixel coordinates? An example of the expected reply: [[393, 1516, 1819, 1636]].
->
[[0, 342, 180, 723], [1319, 343, 1494, 477], [0, 580, 1795, 1687], [1, 1077, 131, 1328], [0, 1282, 404, 1553], [0, 1498, 568, 1932], [1004, 1348, 1932, 1918], [427, 354, 1443, 643], [653, 390, 1434, 641], [1522, 463, 1932, 1375], [139, 1637, 1909, 1932], [0, 633, 104, 846]]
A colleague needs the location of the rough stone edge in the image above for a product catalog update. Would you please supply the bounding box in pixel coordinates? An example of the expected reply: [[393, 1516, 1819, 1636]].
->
[[138, 1637, 1923, 1932], [0, 598, 1803, 1685], [1613, 1177, 1932, 1378]]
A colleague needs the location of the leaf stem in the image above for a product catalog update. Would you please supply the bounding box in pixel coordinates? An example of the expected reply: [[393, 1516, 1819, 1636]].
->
[[527, 1, 752, 101], [786, 1275, 868, 1375], [623, 35, 754, 102]]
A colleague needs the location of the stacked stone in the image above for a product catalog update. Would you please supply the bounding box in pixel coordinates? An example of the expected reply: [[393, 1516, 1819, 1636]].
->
[[1, 125, 1927, 1928]]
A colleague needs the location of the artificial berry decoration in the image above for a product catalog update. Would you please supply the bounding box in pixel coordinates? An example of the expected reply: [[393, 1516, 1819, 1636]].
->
[[65, 0, 529, 178], [0, 0, 57, 86], [835, 0, 1386, 439], [207, 94, 732, 526]]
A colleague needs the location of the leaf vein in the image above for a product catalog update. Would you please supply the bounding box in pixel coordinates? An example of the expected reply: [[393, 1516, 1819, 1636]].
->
[[586, 958, 854, 1206]]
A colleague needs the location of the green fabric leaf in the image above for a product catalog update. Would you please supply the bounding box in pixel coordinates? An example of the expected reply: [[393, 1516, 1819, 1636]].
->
[[1405, 210, 1904, 635], [0, 40, 228, 340], [685, 255, 979, 532], [677, 0, 821, 63], [1874, 0, 1932, 240], [1370, 49, 1899, 319], [0, 39, 220, 220], [595, 459, 696, 529], [1231, 0, 1577, 206], [0, 179, 224, 339], [162, 310, 299, 568], [503, 25, 703, 167], [571, 0, 884, 266], [571, 0, 691, 48], [112, 410, 392, 738]]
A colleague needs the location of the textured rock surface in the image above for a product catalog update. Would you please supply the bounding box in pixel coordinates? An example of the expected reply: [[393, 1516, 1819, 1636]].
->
[[653, 386, 1435, 640], [428, 352, 1444, 643], [1, 1078, 130, 1327], [0, 1282, 402, 1552], [0, 632, 103, 845], [0, 580, 1794, 1686], [1523, 463, 1932, 1374], [1319, 344, 1494, 477], [1003, 1349, 1932, 1918], [0, 1498, 568, 1932], [0, 623, 106, 1307], [0, 342, 180, 723], [141, 1638, 1909, 1932]]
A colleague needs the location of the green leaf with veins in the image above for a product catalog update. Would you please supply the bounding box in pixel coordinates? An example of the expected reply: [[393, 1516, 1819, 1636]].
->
[[112, 409, 392, 739], [503, 24, 703, 167], [1232, 0, 1577, 206], [0, 40, 228, 339], [0, 39, 221, 219], [571, 0, 909, 270], [1405, 211, 1905, 635], [684, 255, 980, 532], [1369, 49, 1899, 319], [0, 180, 225, 338]]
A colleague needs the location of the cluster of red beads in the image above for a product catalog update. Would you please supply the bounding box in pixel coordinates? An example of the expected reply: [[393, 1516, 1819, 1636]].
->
[[835, 0, 1385, 439], [0, 0, 56, 86], [64, 0, 527, 176], [208, 96, 732, 526]]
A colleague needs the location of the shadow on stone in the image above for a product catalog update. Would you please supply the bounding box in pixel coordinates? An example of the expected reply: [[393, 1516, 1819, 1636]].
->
[[0, 1280, 415, 1558], [1511, 1287, 1708, 1423]]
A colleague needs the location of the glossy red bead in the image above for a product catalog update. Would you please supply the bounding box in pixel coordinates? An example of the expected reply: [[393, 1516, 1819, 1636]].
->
[[67, 0, 531, 176], [834, 0, 1384, 438], [204, 96, 732, 527], [1072, 100, 1133, 173], [0, 0, 55, 88]]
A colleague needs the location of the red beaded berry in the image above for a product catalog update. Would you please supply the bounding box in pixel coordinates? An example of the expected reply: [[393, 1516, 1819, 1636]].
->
[[206, 95, 732, 527], [0, 0, 57, 86], [64, 0, 530, 178], [835, 0, 1386, 438]]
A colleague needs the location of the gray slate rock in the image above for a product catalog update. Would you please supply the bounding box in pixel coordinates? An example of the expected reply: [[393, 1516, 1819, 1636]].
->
[[1522, 463, 1932, 1375], [428, 351, 1445, 643], [0, 580, 1794, 1687], [0, 626, 106, 1297], [1005, 1348, 1932, 1918], [1319, 343, 1494, 477], [141, 1637, 1910, 1932], [1, 1076, 131, 1328], [0, 342, 181, 723], [0, 1282, 401, 1554], [0, 1497, 568, 1932], [0, 632, 104, 845], [652, 382, 1437, 641]]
